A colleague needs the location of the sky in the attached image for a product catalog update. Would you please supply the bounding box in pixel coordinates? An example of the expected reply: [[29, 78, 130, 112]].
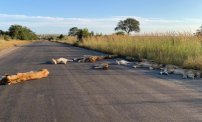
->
[[0, 0, 202, 34]]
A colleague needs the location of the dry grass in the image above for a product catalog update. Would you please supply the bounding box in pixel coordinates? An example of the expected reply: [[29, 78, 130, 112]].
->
[[184, 56, 202, 70], [0, 39, 32, 52], [64, 36, 77, 44], [56, 33, 202, 70]]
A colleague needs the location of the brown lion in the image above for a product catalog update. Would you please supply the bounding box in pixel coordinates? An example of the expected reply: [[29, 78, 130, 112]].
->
[[93, 63, 109, 70], [0, 69, 50, 85], [85, 56, 105, 63]]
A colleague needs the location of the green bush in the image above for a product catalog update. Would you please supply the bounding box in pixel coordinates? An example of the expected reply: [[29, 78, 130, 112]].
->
[[4, 35, 10, 41], [68, 27, 91, 41], [8, 25, 37, 40], [57, 34, 65, 40], [77, 28, 90, 41], [115, 31, 125, 35]]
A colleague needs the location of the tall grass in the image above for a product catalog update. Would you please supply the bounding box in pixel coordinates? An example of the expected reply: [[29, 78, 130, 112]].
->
[[0, 39, 32, 51], [60, 33, 202, 70]]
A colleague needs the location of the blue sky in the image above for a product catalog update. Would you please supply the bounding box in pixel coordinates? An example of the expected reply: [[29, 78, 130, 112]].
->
[[0, 0, 202, 34]]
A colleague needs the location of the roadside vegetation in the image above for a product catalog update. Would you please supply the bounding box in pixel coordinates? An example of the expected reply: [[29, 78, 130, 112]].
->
[[55, 18, 202, 70], [5, 19, 200, 70], [0, 24, 37, 51], [0, 25, 37, 41], [58, 34, 202, 69], [0, 40, 31, 51]]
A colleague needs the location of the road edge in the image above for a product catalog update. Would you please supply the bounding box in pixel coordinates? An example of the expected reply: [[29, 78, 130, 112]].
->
[[0, 42, 34, 59]]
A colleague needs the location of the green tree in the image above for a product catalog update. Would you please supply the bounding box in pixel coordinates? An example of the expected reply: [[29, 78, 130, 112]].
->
[[0, 30, 5, 35], [115, 18, 140, 35], [195, 25, 202, 37], [57, 34, 65, 40], [68, 27, 79, 36], [194, 25, 202, 41], [68, 27, 91, 41], [48, 36, 54, 41], [82, 28, 90, 38], [4, 35, 10, 41], [77, 28, 90, 41], [8, 25, 37, 40], [90, 31, 94, 36]]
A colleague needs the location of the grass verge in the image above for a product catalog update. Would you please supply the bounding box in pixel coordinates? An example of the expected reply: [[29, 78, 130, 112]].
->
[[0, 39, 32, 52], [56, 33, 202, 70]]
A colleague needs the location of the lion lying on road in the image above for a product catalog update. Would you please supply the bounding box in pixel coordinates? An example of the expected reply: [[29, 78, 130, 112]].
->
[[85, 56, 105, 63], [133, 61, 163, 70], [0, 69, 50, 85], [51, 58, 73, 64], [73, 55, 118, 63], [160, 65, 201, 79], [51, 56, 105, 64], [93, 63, 109, 70], [74, 56, 105, 63]]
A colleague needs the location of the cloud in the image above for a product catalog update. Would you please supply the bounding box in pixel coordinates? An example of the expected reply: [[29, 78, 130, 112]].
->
[[0, 13, 201, 34]]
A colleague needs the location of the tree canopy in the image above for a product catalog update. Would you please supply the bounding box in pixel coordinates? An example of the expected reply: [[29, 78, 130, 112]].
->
[[115, 18, 140, 35], [0, 30, 5, 35], [195, 25, 202, 37], [68, 27, 79, 36], [68, 27, 91, 41], [8, 25, 37, 40], [57, 34, 65, 40], [76, 28, 91, 41]]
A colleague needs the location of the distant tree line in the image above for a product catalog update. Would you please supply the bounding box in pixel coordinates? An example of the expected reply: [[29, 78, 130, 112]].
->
[[38, 34, 65, 41], [0, 25, 37, 40], [67, 18, 141, 41], [2, 18, 201, 42]]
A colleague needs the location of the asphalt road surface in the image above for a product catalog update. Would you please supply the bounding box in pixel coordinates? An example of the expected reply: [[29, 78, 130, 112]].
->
[[0, 41, 202, 122]]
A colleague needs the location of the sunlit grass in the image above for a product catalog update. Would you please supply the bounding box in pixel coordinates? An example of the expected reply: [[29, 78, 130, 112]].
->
[[184, 56, 202, 70], [0, 39, 32, 51], [59, 33, 202, 70]]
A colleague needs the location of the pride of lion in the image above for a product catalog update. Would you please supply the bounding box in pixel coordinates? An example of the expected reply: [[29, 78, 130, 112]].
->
[[50, 55, 202, 79], [0, 54, 201, 85]]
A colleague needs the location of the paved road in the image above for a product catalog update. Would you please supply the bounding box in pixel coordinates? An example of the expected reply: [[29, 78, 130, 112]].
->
[[0, 41, 202, 122]]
